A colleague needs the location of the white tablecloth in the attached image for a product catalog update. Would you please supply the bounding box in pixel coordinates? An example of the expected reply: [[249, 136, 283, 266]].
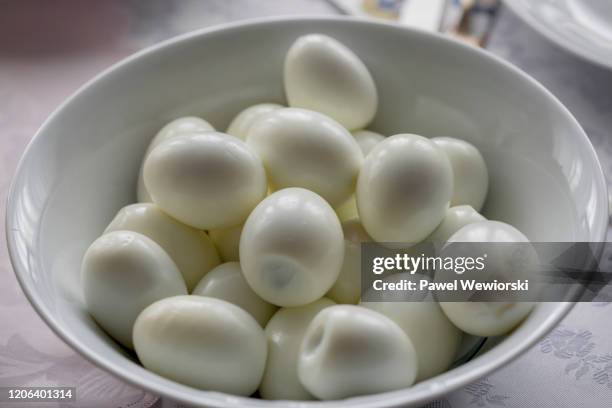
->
[[1, 1, 611, 407]]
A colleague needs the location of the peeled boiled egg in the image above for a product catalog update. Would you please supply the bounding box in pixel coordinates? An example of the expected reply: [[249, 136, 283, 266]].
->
[[362, 273, 461, 381], [246, 108, 363, 207], [133, 295, 266, 395], [105, 203, 220, 291], [353, 129, 385, 156], [137, 117, 214, 202], [240, 188, 344, 307], [284, 34, 377, 130], [427, 205, 486, 249], [192, 262, 277, 326], [209, 223, 243, 262], [357, 134, 453, 246], [441, 301, 533, 337], [260, 298, 335, 400], [432, 137, 488, 212], [439, 221, 535, 336], [326, 219, 372, 304], [226, 103, 283, 140], [335, 195, 359, 222], [143, 131, 267, 230], [297, 305, 417, 400], [81, 231, 187, 349]]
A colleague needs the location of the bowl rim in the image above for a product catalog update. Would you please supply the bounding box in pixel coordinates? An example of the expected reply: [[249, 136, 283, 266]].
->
[[5, 15, 609, 408]]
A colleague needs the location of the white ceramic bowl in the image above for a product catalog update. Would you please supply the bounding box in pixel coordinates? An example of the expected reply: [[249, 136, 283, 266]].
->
[[505, 0, 612, 69], [6, 17, 608, 408]]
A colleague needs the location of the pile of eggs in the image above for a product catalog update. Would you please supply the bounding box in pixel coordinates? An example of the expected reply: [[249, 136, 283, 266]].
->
[[81, 34, 534, 400]]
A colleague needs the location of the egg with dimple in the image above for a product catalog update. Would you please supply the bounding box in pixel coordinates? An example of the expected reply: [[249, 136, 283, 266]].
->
[[81, 231, 187, 349], [144, 131, 267, 230], [247, 108, 363, 207], [240, 188, 344, 307], [439, 221, 535, 336], [105, 203, 220, 291], [357, 134, 453, 246], [192, 262, 277, 327], [362, 273, 462, 381], [352, 129, 385, 156], [133, 295, 267, 395], [284, 34, 377, 130], [297, 305, 417, 400], [209, 223, 243, 262], [137, 117, 214, 202], [226, 103, 283, 140], [260, 298, 335, 400], [427, 205, 486, 249], [432, 137, 488, 211], [326, 219, 372, 304]]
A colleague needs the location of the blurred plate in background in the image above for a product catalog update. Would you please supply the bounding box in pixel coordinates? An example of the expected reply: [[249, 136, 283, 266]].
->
[[504, 0, 612, 69]]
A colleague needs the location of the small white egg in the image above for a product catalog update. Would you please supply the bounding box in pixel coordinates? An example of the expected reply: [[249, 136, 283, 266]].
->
[[334, 195, 359, 222], [226, 103, 283, 140], [260, 298, 335, 400], [133, 295, 266, 395], [81, 231, 187, 349], [298, 305, 417, 400], [209, 223, 243, 262], [362, 273, 462, 381], [148, 117, 215, 150], [192, 262, 277, 326], [441, 301, 533, 338], [105, 203, 220, 291], [439, 221, 535, 336], [352, 129, 385, 156], [247, 108, 363, 207], [326, 220, 372, 304], [240, 188, 344, 307], [144, 131, 267, 230], [427, 205, 487, 249], [284, 34, 378, 130], [432, 137, 488, 211], [137, 117, 214, 202], [357, 134, 453, 246]]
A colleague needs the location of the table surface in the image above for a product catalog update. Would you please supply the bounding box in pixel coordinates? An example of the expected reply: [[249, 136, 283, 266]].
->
[[1, 1, 611, 407]]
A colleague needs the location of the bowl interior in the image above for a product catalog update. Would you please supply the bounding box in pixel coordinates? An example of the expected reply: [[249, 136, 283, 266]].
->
[[7, 17, 607, 408]]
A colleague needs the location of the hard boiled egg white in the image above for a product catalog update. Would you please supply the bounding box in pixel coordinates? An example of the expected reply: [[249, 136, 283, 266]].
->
[[105, 203, 220, 291], [137, 117, 214, 202], [260, 298, 335, 400], [335, 129, 385, 223], [439, 221, 535, 336], [247, 108, 363, 207], [133, 295, 266, 395], [357, 134, 453, 246], [240, 188, 344, 307], [441, 300, 532, 337], [352, 129, 385, 156], [362, 273, 462, 381], [334, 195, 359, 222], [432, 137, 488, 212], [226, 103, 283, 140], [427, 205, 486, 249], [192, 262, 278, 327], [297, 305, 417, 400], [326, 219, 372, 304], [209, 223, 243, 262], [284, 34, 377, 131], [81, 231, 187, 349], [143, 131, 267, 230]]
